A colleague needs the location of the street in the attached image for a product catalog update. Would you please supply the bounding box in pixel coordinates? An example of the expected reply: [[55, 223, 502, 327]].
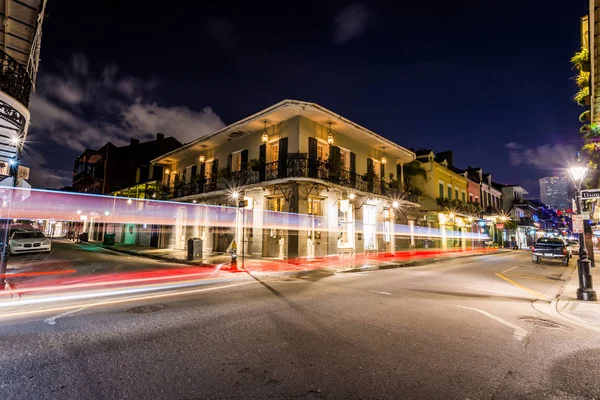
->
[[1, 250, 599, 399]]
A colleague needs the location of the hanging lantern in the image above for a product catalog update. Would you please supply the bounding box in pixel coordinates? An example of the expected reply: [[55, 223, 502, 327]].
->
[[261, 121, 269, 143], [327, 122, 334, 145]]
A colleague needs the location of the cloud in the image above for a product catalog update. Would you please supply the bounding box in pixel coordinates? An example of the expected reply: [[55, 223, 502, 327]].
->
[[506, 143, 578, 170], [504, 142, 524, 150], [333, 2, 372, 44], [20, 145, 72, 189], [28, 54, 226, 188], [205, 19, 237, 49]]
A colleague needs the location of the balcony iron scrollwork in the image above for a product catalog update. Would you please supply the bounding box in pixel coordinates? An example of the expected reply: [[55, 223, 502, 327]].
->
[[0, 49, 32, 108]]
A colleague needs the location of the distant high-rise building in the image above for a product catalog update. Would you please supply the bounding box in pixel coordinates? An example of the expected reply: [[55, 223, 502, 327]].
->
[[539, 176, 569, 210]]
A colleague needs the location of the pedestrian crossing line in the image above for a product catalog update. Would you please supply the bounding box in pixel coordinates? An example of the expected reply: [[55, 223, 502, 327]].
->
[[494, 273, 549, 300]]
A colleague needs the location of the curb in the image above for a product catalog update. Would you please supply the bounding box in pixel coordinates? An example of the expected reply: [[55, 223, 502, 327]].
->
[[79, 241, 213, 267], [331, 250, 513, 273]]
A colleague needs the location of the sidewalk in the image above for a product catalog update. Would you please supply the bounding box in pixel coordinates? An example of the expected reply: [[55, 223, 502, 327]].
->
[[90, 242, 233, 267], [556, 262, 600, 328], [88, 241, 509, 273]]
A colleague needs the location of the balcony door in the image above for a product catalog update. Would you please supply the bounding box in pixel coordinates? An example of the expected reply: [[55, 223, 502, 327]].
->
[[307, 196, 325, 258]]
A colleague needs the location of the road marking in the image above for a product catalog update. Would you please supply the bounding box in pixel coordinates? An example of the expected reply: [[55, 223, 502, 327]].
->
[[458, 305, 527, 341], [44, 308, 85, 325], [503, 273, 558, 282], [502, 266, 520, 274], [495, 273, 548, 300], [465, 286, 516, 296], [372, 291, 392, 296]]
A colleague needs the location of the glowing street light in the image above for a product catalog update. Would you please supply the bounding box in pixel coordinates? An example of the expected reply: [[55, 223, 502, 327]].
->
[[392, 201, 399, 209], [231, 191, 240, 200], [349, 193, 356, 200]]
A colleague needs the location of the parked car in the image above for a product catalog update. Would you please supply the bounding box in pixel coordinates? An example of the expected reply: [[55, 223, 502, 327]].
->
[[532, 237, 570, 265], [566, 239, 580, 255], [9, 230, 51, 255]]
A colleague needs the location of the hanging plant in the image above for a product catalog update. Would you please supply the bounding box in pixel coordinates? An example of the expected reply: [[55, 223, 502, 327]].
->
[[574, 86, 590, 106], [571, 48, 591, 72], [576, 71, 590, 88], [580, 110, 591, 123]]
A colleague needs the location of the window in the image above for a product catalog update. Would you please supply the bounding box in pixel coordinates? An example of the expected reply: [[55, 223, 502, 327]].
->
[[231, 151, 242, 172], [439, 183, 444, 198], [372, 160, 381, 177], [469, 194, 473, 203], [338, 199, 354, 248], [340, 148, 351, 171], [269, 143, 279, 163], [267, 197, 285, 212], [185, 166, 193, 183], [317, 143, 325, 161], [447, 186, 452, 200], [363, 204, 377, 250], [462, 192, 466, 202], [454, 188, 459, 200], [205, 160, 213, 179]]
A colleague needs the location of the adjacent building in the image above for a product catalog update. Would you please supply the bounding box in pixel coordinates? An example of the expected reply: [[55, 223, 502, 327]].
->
[[72, 134, 182, 195], [539, 176, 569, 211], [0, 0, 48, 183], [149, 99, 420, 258]]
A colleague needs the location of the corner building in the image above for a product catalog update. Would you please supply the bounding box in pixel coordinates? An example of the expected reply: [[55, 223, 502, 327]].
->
[[151, 100, 419, 259]]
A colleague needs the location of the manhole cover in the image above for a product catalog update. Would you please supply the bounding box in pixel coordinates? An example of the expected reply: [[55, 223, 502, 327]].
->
[[127, 305, 164, 314], [519, 317, 567, 329]]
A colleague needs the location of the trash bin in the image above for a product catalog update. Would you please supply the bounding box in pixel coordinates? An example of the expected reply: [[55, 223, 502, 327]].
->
[[103, 233, 116, 246], [79, 232, 89, 242], [187, 238, 203, 261]]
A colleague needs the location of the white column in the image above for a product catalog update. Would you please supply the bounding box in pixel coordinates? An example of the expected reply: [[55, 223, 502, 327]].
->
[[409, 220, 415, 247], [400, 163, 404, 186], [441, 224, 447, 251]]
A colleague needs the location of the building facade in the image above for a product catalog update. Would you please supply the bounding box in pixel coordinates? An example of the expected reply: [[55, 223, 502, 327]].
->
[[73, 134, 182, 194], [0, 0, 47, 183], [539, 176, 569, 211], [150, 100, 419, 259]]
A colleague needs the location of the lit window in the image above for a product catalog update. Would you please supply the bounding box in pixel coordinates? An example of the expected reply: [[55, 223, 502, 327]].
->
[[205, 160, 213, 179], [269, 143, 279, 163], [231, 152, 242, 172], [317, 144, 324, 161]]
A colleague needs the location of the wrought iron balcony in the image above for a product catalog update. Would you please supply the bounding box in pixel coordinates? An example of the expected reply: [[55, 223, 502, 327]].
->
[[0, 49, 32, 107], [169, 155, 418, 203]]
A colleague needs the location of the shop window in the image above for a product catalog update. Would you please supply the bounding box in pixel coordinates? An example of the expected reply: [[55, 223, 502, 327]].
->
[[308, 197, 323, 243], [267, 197, 285, 212]]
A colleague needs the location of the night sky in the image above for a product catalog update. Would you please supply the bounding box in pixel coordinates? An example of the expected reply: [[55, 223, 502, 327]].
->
[[25, 0, 588, 196]]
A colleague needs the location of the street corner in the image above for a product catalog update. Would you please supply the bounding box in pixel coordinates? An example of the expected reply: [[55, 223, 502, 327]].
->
[[555, 298, 600, 330]]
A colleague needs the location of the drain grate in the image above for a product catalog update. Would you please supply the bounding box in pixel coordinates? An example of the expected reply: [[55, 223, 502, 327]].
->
[[127, 305, 164, 314], [519, 317, 567, 329]]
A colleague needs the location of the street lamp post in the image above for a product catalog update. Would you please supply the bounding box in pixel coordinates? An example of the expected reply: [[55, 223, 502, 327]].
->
[[568, 159, 597, 301]]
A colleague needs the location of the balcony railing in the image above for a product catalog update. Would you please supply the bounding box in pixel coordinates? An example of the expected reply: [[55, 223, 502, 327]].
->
[[0, 49, 32, 107]]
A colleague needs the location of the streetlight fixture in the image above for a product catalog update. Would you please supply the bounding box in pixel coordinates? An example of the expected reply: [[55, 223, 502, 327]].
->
[[568, 156, 597, 301], [392, 200, 399, 209]]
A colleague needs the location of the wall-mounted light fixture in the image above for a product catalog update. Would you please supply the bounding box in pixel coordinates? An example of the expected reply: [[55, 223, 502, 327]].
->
[[381, 147, 387, 165], [165, 169, 170, 175]]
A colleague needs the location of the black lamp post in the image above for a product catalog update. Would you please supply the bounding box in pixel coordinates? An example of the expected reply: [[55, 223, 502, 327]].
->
[[568, 158, 597, 301]]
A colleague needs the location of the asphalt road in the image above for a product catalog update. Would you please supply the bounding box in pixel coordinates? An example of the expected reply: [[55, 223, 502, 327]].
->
[[1, 251, 600, 399], [4, 239, 189, 288]]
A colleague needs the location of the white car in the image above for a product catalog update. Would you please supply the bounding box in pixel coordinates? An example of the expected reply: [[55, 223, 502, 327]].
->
[[9, 230, 51, 255], [567, 239, 580, 255]]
